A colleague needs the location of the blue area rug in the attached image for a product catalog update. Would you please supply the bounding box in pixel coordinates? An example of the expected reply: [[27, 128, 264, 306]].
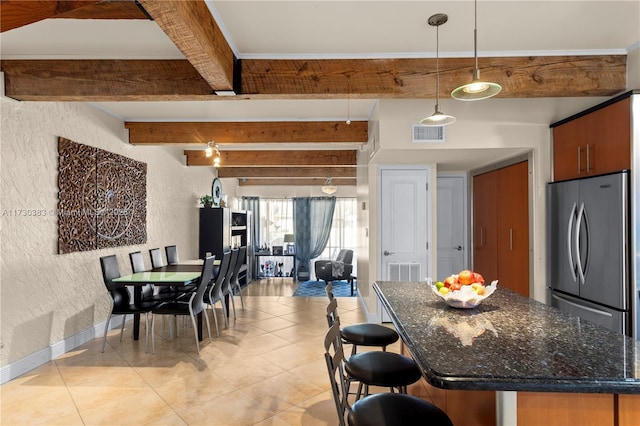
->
[[293, 280, 356, 297]]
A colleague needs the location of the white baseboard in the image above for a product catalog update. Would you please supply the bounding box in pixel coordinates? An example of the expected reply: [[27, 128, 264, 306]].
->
[[0, 316, 125, 385]]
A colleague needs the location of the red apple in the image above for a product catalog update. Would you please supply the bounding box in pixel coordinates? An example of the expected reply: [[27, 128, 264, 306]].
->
[[473, 272, 485, 285], [458, 270, 474, 285], [444, 275, 457, 288]]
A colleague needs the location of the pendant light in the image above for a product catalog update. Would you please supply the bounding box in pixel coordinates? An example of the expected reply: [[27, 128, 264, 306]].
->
[[321, 177, 338, 195], [420, 13, 456, 127], [451, 0, 501, 101]]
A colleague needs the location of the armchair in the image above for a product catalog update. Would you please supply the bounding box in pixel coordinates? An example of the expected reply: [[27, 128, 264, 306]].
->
[[315, 249, 354, 285]]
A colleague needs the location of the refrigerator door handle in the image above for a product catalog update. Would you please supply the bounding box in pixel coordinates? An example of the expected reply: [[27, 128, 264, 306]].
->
[[551, 294, 614, 318], [575, 202, 586, 284], [567, 202, 577, 282]]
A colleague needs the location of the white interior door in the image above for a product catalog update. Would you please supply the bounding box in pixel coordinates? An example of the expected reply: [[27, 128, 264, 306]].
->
[[436, 175, 467, 280], [380, 168, 429, 282]]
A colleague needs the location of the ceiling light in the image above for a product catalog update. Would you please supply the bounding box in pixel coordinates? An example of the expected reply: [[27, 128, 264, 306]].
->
[[420, 13, 456, 127], [206, 141, 221, 166], [321, 177, 338, 195], [451, 0, 502, 101], [205, 141, 214, 157]]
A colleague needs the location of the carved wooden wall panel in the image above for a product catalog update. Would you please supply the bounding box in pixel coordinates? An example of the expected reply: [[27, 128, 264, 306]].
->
[[58, 137, 146, 254]]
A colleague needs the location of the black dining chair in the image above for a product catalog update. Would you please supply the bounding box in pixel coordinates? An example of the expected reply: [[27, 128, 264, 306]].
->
[[324, 323, 452, 426], [165, 245, 179, 265], [230, 246, 247, 310], [149, 247, 164, 269], [204, 251, 232, 335], [221, 248, 240, 320], [151, 255, 215, 355], [100, 255, 157, 353]]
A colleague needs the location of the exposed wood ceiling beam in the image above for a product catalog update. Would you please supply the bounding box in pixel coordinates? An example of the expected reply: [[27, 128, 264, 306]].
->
[[137, 0, 234, 92], [240, 55, 627, 99], [0, 60, 213, 101], [50, 1, 150, 20], [184, 150, 357, 167], [1, 1, 98, 32], [126, 121, 367, 145], [1, 55, 626, 101], [217, 167, 356, 179], [238, 178, 356, 186]]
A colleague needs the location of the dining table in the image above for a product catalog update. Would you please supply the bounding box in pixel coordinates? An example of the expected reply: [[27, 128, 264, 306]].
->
[[113, 269, 201, 341]]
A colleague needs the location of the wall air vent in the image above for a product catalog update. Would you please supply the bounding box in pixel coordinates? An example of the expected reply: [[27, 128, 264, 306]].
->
[[412, 124, 445, 143]]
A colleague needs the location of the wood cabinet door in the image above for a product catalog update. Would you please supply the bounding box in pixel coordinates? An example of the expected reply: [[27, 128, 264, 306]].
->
[[497, 162, 530, 296], [473, 171, 498, 281], [553, 96, 630, 181], [585, 97, 631, 176], [553, 115, 586, 181]]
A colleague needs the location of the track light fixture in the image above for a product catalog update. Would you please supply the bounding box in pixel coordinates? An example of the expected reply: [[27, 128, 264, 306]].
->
[[205, 141, 221, 166]]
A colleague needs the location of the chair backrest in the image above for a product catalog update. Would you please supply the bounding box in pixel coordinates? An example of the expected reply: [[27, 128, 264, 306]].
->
[[129, 251, 154, 298], [326, 297, 340, 328], [165, 245, 179, 265], [129, 251, 147, 273], [336, 249, 353, 265], [209, 251, 232, 303], [149, 248, 164, 268], [222, 248, 239, 295], [100, 255, 121, 291], [191, 255, 216, 315], [324, 322, 350, 426], [231, 246, 247, 285]]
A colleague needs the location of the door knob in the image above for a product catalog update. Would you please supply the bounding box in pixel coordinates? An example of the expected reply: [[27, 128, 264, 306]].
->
[[454, 246, 462, 251], [383, 250, 394, 256]]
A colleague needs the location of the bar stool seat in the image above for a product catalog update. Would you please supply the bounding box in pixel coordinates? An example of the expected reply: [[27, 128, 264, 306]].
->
[[345, 350, 422, 390], [348, 392, 453, 426], [341, 323, 399, 349]]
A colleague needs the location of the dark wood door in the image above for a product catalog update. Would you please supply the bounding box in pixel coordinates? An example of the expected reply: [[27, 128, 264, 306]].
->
[[497, 161, 529, 297], [473, 171, 498, 282]]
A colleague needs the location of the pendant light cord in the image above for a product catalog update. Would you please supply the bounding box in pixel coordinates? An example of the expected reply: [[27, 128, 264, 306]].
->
[[435, 22, 440, 108], [474, 0, 478, 71]]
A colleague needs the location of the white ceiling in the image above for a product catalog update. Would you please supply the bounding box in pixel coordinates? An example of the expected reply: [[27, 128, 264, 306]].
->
[[1, 1, 639, 168]]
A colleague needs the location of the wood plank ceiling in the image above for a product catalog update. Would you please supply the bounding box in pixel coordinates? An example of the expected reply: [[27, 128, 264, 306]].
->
[[0, 0, 628, 186]]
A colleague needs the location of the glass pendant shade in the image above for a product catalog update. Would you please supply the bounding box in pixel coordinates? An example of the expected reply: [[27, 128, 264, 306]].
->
[[420, 104, 456, 126], [451, 68, 502, 101], [451, 0, 501, 101], [321, 177, 337, 195]]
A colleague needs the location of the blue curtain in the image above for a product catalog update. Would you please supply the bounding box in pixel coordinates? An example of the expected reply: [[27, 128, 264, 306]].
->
[[293, 197, 336, 280], [241, 196, 260, 251]]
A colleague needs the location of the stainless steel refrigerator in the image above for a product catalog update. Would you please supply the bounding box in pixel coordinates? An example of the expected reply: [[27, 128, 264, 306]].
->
[[547, 170, 631, 336]]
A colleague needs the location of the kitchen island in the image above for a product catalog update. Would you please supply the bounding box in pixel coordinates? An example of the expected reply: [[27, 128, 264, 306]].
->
[[373, 281, 640, 426]]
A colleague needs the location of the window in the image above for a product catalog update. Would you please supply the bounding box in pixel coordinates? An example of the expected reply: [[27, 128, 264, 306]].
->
[[258, 198, 293, 249], [314, 198, 357, 277], [258, 198, 357, 278]]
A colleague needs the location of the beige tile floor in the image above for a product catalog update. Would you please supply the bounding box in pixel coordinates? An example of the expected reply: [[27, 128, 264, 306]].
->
[[0, 279, 401, 426]]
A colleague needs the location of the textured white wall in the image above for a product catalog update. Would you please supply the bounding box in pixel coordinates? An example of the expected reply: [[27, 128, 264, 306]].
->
[[0, 100, 215, 366]]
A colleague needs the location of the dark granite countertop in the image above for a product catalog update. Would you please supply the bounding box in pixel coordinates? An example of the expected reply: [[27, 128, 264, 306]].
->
[[373, 281, 640, 394]]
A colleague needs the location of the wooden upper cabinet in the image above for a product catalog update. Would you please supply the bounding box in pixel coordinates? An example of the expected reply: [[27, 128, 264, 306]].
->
[[553, 96, 631, 181]]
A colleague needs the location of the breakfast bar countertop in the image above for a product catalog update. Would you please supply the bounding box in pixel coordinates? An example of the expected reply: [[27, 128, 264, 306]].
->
[[373, 281, 640, 394]]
